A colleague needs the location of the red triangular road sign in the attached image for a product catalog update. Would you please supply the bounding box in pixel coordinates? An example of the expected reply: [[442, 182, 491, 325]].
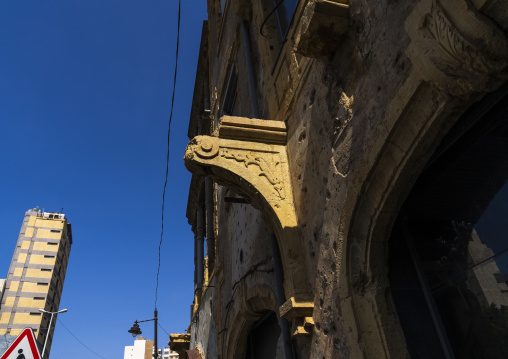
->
[[0, 328, 42, 359]]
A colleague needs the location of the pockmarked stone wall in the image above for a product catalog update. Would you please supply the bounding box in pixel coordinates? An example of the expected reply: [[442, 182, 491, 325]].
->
[[181, 0, 508, 358]]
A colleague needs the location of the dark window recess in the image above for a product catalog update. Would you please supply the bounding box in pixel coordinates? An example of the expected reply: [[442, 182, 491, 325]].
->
[[495, 273, 505, 283], [48, 242, 58, 245], [34, 297, 45, 300], [389, 83, 508, 359], [37, 283, 49, 286], [273, 0, 298, 41], [41, 268, 51, 272], [221, 63, 239, 118], [30, 312, 41, 316], [220, 0, 227, 16], [44, 255, 55, 258], [50, 230, 61, 233], [244, 312, 282, 359]]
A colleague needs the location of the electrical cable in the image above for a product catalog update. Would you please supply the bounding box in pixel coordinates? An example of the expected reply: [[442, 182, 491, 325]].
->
[[57, 318, 109, 359], [157, 322, 170, 337], [155, 0, 181, 309]]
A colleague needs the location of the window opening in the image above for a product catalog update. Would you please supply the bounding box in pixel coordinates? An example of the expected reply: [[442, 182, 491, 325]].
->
[[389, 83, 508, 358], [273, 0, 297, 41], [220, 63, 239, 123], [220, 0, 227, 17], [244, 311, 283, 359]]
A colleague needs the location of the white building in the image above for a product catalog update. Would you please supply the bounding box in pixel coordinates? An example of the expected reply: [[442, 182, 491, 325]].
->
[[162, 347, 178, 359], [124, 337, 154, 359]]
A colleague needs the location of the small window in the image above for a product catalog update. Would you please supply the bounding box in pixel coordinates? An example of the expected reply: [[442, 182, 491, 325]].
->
[[37, 282, 49, 286], [220, 0, 227, 16], [273, 0, 298, 41], [50, 230, 61, 233], [41, 268, 51, 272], [44, 255, 55, 258], [30, 312, 41, 316], [221, 63, 239, 120], [34, 297, 45, 300], [48, 242, 58, 245]]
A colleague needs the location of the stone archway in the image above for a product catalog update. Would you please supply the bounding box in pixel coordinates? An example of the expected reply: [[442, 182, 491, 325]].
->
[[223, 283, 279, 359]]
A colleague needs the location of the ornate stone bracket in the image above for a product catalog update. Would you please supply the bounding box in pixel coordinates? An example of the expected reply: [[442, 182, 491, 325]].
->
[[184, 116, 314, 336], [405, 0, 508, 96], [280, 297, 315, 336], [295, 0, 349, 58], [168, 333, 191, 359]]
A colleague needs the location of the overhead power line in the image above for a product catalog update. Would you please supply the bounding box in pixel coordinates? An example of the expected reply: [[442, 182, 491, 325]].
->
[[158, 322, 170, 337], [155, 0, 181, 309], [57, 318, 109, 359]]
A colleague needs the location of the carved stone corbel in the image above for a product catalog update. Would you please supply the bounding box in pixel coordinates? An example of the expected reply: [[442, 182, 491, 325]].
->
[[405, 0, 508, 97], [168, 333, 191, 359], [184, 116, 314, 336], [279, 297, 315, 336], [295, 0, 349, 58]]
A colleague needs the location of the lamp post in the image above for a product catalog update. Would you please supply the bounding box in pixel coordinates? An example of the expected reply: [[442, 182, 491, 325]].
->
[[38, 308, 67, 359], [128, 309, 158, 359]]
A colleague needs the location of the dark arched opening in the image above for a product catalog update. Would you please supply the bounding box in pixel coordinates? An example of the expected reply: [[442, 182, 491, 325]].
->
[[244, 311, 283, 359], [389, 83, 508, 358]]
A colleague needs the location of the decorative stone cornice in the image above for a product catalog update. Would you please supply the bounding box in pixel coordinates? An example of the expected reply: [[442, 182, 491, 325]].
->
[[184, 116, 314, 336], [405, 0, 508, 96]]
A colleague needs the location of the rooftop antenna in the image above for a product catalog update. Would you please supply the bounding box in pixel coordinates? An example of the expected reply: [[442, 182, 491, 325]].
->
[[61, 208, 63, 214]]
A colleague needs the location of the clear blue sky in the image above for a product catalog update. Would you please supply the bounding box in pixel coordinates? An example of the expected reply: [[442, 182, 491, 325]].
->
[[0, 1, 207, 358]]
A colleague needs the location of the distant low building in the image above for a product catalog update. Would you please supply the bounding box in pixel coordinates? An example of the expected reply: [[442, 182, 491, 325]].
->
[[124, 337, 154, 359], [162, 347, 178, 359]]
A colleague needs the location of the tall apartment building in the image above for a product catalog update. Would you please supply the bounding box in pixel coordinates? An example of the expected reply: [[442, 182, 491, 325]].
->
[[0, 208, 72, 358]]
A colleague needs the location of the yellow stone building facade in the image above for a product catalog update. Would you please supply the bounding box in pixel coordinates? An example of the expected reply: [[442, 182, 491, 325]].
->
[[171, 0, 508, 358], [0, 208, 72, 358]]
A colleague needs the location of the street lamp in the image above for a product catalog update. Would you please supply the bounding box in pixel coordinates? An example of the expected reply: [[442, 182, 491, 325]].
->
[[128, 309, 158, 359], [39, 308, 67, 359]]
